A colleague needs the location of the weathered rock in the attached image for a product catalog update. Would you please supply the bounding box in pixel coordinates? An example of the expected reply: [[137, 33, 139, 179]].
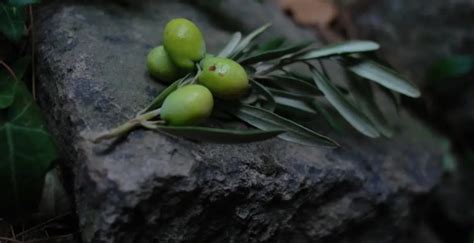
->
[[339, 0, 474, 239], [35, 0, 443, 242]]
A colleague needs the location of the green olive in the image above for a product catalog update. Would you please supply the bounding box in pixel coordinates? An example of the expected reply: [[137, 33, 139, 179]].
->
[[198, 56, 249, 99], [163, 18, 206, 71], [160, 84, 214, 126], [146, 46, 181, 82]]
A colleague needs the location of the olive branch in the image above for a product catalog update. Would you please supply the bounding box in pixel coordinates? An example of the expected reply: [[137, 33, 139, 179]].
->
[[93, 23, 420, 146]]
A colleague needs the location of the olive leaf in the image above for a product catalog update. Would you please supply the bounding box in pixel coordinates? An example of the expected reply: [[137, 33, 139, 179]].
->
[[218, 32, 242, 58], [231, 23, 271, 58], [0, 80, 57, 216], [349, 76, 393, 137], [250, 79, 276, 111], [156, 125, 283, 143], [297, 40, 380, 60], [268, 87, 314, 101], [310, 65, 380, 138], [311, 100, 345, 132], [0, 3, 26, 42], [258, 74, 322, 96], [347, 58, 421, 98], [240, 41, 312, 65], [274, 95, 317, 115], [0, 58, 30, 109], [229, 104, 338, 147], [257, 37, 286, 52], [278, 71, 351, 94]]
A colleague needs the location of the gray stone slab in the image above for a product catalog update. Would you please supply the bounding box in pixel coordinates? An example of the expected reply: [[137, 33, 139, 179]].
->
[[36, 0, 443, 242]]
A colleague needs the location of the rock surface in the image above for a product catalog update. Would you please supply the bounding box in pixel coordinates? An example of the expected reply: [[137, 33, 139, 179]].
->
[[36, 0, 443, 242], [339, 1, 474, 240]]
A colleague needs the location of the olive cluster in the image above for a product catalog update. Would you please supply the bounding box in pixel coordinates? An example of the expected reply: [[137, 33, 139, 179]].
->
[[147, 18, 249, 126]]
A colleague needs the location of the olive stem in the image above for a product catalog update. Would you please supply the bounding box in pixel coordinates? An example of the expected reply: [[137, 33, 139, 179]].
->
[[92, 108, 161, 143], [180, 65, 201, 87], [190, 63, 202, 84]]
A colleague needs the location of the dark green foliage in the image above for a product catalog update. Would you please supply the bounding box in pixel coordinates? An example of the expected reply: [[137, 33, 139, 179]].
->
[[0, 59, 57, 217]]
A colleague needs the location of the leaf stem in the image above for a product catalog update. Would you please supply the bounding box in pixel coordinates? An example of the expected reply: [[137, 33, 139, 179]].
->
[[92, 108, 161, 143], [0, 60, 18, 80]]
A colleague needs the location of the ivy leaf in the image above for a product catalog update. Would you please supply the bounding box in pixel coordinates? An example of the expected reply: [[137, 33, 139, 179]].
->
[[0, 3, 26, 42], [0, 58, 30, 109], [310, 66, 380, 138], [347, 58, 421, 98], [297, 40, 379, 60], [229, 104, 338, 147], [218, 32, 242, 58], [0, 80, 57, 217], [156, 125, 283, 143], [8, 0, 41, 7], [240, 41, 312, 65]]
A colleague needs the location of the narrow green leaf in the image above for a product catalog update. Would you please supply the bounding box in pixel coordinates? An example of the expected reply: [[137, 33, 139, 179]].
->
[[240, 93, 259, 105], [257, 37, 286, 52], [311, 100, 345, 132], [218, 32, 242, 58], [141, 74, 192, 113], [268, 88, 315, 101], [240, 41, 312, 65], [251, 79, 276, 111], [258, 74, 322, 96], [297, 41, 379, 60], [156, 125, 283, 143], [0, 81, 57, 217], [230, 104, 338, 147], [350, 77, 393, 137], [231, 23, 271, 58], [274, 96, 317, 114], [310, 66, 380, 138], [279, 71, 351, 94], [0, 58, 30, 109], [348, 59, 421, 98], [0, 3, 26, 42]]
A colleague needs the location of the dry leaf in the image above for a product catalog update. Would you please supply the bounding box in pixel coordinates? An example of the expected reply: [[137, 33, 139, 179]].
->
[[278, 0, 339, 28]]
